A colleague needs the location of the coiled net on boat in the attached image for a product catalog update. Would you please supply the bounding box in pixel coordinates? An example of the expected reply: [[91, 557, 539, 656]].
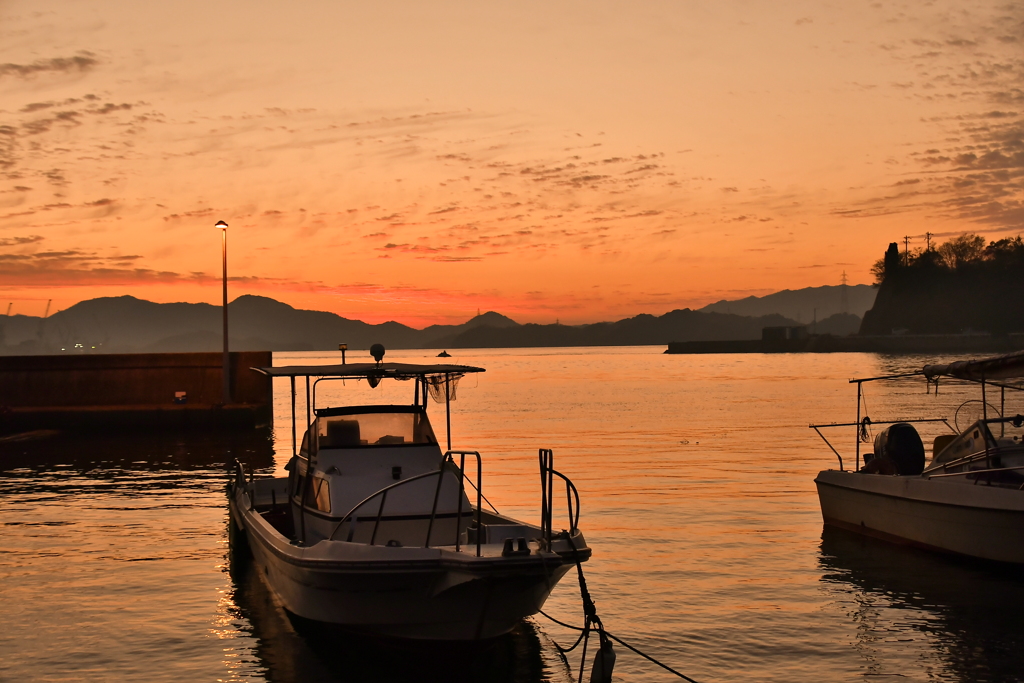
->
[[425, 373, 464, 403]]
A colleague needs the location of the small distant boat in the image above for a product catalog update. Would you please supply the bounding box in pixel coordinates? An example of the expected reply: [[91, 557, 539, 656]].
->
[[228, 348, 590, 640], [437, 350, 451, 357], [812, 350, 1024, 564]]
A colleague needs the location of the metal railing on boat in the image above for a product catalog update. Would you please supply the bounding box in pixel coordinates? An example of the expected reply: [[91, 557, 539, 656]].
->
[[327, 450, 485, 556], [539, 448, 580, 548], [234, 447, 584, 555], [809, 417, 954, 471]]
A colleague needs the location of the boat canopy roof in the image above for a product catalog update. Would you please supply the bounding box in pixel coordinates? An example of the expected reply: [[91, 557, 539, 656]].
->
[[252, 362, 485, 380], [923, 350, 1024, 381]]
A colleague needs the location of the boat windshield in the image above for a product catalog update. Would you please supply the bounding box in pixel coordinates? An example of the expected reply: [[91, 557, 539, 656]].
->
[[990, 417, 1024, 446], [315, 410, 438, 449]]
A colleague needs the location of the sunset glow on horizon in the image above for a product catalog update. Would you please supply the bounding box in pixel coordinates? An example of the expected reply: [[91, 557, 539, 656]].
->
[[1, 1, 1021, 327]]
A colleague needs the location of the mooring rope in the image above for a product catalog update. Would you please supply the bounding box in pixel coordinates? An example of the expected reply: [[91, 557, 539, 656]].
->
[[538, 610, 702, 683], [541, 532, 703, 683]]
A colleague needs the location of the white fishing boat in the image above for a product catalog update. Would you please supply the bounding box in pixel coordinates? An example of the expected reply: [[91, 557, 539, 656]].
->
[[227, 347, 590, 640], [812, 350, 1024, 564]]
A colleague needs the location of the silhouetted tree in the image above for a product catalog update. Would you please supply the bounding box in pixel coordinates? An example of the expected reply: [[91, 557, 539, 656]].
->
[[861, 232, 1024, 335], [937, 233, 986, 269]]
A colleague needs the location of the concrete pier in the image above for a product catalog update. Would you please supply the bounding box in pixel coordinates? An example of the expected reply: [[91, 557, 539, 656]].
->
[[666, 333, 1024, 355]]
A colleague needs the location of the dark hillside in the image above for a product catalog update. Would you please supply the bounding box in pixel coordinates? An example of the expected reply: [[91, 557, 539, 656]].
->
[[438, 309, 801, 348], [1, 294, 813, 354], [861, 236, 1024, 335], [700, 285, 876, 320]]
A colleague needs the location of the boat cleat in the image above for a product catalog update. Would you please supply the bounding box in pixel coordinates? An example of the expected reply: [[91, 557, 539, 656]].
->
[[501, 537, 532, 556]]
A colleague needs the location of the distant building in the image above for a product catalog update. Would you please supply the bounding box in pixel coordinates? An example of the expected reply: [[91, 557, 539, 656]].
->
[[762, 326, 809, 342]]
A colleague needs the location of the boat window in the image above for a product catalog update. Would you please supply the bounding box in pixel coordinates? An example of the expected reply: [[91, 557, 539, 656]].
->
[[316, 411, 437, 448], [303, 476, 331, 513], [934, 418, 1023, 464]]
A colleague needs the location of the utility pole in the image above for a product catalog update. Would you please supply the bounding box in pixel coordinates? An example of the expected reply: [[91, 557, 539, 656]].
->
[[925, 232, 933, 251], [903, 235, 911, 265]]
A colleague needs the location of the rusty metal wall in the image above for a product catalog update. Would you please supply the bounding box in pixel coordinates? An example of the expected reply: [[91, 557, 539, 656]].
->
[[0, 351, 272, 408]]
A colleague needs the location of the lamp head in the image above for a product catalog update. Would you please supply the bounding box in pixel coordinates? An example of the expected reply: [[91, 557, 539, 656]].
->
[[215, 220, 228, 230], [370, 343, 385, 365]]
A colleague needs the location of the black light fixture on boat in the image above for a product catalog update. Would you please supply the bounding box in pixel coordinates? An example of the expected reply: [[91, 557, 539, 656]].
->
[[368, 344, 386, 386], [370, 343, 385, 365]]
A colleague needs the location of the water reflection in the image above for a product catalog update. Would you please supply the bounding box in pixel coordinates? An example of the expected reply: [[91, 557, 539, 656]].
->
[[0, 427, 275, 475], [819, 527, 1024, 683], [227, 539, 571, 683]]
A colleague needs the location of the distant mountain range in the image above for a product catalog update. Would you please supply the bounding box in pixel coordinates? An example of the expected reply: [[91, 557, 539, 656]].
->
[[699, 284, 876, 321], [0, 288, 865, 355]]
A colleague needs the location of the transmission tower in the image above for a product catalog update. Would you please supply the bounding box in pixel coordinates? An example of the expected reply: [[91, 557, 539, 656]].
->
[[840, 271, 849, 315]]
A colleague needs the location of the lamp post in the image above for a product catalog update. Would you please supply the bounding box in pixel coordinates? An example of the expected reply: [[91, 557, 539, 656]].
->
[[216, 220, 231, 404]]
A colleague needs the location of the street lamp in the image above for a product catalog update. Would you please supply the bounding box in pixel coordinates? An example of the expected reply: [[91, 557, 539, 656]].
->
[[216, 220, 231, 404]]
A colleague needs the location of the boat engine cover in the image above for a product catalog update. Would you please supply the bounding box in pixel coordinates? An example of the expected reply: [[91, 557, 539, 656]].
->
[[871, 422, 925, 475]]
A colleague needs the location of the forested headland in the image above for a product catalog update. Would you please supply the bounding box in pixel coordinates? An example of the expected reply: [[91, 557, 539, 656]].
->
[[860, 234, 1024, 335]]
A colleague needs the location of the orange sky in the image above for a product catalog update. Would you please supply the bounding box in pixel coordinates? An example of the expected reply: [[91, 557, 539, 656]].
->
[[1, 0, 1021, 326]]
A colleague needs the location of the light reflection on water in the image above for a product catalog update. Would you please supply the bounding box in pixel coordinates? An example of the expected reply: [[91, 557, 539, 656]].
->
[[1, 347, 1023, 682]]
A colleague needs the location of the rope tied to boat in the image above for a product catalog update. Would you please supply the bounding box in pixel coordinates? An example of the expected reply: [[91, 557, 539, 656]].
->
[[859, 416, 873, 442], [540, 531, 702, 683]]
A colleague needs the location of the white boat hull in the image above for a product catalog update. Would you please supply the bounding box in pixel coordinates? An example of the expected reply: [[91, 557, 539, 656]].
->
[[230, 485, 581, 640], [815, 469, 1024, 564]]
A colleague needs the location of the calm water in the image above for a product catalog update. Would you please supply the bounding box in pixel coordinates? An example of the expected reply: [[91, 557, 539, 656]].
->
[[3, 347, 1023, 682]]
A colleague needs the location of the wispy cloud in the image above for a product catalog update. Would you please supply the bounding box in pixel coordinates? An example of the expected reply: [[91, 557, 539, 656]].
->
[[0, 52, 98, 79]]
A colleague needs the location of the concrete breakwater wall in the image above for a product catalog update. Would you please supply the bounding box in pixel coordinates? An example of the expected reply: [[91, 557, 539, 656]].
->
[[666, 334, 1024, 355], [0, 351, 272, 431]]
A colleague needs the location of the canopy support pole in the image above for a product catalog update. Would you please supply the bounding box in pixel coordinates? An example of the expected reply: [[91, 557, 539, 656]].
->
[[983, 375, 990, 461], [982, 376, 987, 422], [299, 376, 312, 546], [855, 381, 862, 472], [290, 376, 296, 457], [1001, 386, 1006, 437], [445, 373, 452, 451]]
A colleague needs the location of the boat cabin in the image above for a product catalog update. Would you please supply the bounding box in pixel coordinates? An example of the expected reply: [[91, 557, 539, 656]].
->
[[254, 360, 486, 547]]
